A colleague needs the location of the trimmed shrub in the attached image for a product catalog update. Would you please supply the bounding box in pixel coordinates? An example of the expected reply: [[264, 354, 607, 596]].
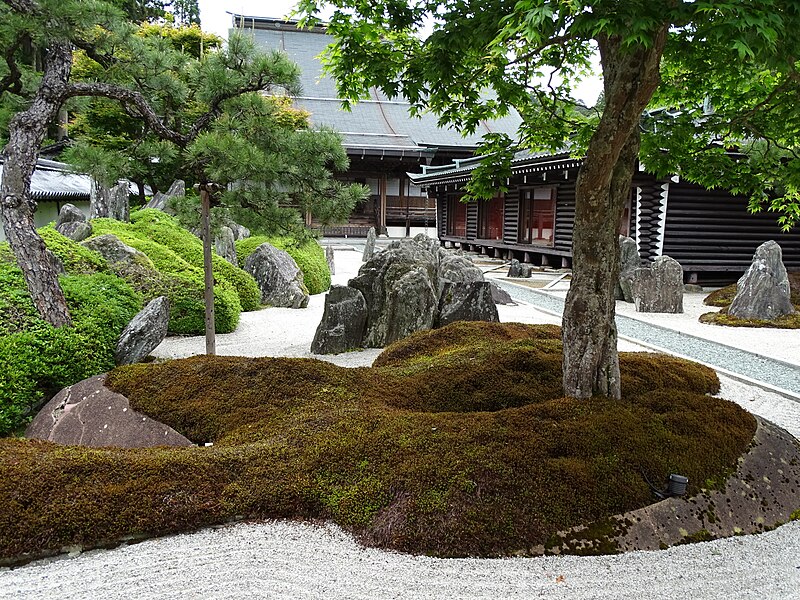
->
[[128, 210, 260, 311], [38, 226, 108, 274], [0, 269, 141, 436], [90, 217, 242, 334], [236, 235, 331, 294]]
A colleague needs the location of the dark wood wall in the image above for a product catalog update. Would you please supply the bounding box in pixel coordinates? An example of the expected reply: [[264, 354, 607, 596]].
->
[[663, 182, 800, 271]]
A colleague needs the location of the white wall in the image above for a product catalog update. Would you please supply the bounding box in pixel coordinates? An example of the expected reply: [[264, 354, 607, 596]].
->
[[0, 200, 90, 242]]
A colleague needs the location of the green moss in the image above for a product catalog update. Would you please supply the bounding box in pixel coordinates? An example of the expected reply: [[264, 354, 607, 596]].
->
[[0, 322, 758, 562], [236, 236, 331, 295], [90, 216, 243, 334]]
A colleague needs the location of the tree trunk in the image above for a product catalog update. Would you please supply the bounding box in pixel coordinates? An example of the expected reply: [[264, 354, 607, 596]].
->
[[561, 30, 667, 399], [0, 41, 74, 328]]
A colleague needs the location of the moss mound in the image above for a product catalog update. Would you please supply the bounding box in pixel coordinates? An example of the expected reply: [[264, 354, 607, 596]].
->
[[702, 272, 800, 328], [0, 323, 756, 562], [236, 236, 331, 295]]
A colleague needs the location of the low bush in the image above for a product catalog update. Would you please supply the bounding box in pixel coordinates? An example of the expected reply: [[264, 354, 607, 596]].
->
[[0, 322, 756, 562], [236, 236, 331, 295]]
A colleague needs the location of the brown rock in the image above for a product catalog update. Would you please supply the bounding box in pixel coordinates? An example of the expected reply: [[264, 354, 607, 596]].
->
[[25, 375, 193, 448]]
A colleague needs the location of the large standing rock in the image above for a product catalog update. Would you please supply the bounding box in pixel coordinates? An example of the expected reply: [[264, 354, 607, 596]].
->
[[508, 259, 522, 278], [437, 281, 499, 327], [362, 226, 376, 261], [311, 285, 367, 354], [616, 235, 640, 302], [115, 296, 170, 365], [25, 374, 192, 448], [326, 245, 336, 276], [82, 234, 153, 268], [214, 225, 238, 265], [631, 255, 684, 313], [108, 181, 130, 222], [55, 203, 92, 241], [89, 178, 111, 219], [729, 241, 795, 320], [145, 179, 184, 214], [245, 243, 309, 308]]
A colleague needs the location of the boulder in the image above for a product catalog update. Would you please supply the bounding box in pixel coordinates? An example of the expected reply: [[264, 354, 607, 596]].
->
[[326, 245, 335, 276], [25, 374, 192, 448], [145, 179, 184, 214], [56, 203, 87, 226], [631, 255, 684, 313], [438, 253, 483, 287], [245, 243, 309, 308], [115, 296, 170, 365], [108, 181, 130, 222], [228, 222, 251, 241], [57, 221, 92, 242], [55, 204, 92, 241], [89, 178, 111, 219], [362, 226, 377, 261], [311, 285, 367, 354], [384, 265, 439, 345], [616, 235, 640, 302], [82, 234, 153, 268], [437, 281, 499, 327], [519, 264, 533, 278], [507, 259, 522, 278], [490, 282, 514, 305], [214, 225, 238, 265], [729, 240, 795, 320]]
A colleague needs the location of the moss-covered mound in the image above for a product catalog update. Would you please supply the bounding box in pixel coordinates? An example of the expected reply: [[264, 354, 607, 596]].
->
[[90, 210, 265, 333], [236, 236, 331, 295], [0, 323, 756, 563], [0, 238, 141, 435], [702, 272, 800, 328]]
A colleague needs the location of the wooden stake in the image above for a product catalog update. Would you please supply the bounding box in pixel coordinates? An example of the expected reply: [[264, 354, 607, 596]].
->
[[200, 185, 216, 355]]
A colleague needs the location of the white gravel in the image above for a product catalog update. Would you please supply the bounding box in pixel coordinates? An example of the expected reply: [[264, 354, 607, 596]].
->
[[2, 247, 799, 599]]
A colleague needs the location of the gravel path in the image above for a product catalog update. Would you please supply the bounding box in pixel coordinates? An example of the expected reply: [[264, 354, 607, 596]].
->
[[2, 247, 799, 599]]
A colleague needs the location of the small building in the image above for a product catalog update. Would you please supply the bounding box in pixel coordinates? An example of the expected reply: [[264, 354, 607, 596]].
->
[[0, 158, 91, 242], [232, 15, 522, 237], [409, 151, 799, 283]]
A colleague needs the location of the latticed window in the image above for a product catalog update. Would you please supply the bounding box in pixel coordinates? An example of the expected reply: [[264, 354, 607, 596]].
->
[[519, 187, 555, 245]]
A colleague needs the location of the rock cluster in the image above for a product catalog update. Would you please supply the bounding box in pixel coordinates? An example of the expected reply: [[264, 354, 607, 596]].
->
[[312, 235, 498, 353], [729, 240, 795, 320], [55, 203, 91, 242]]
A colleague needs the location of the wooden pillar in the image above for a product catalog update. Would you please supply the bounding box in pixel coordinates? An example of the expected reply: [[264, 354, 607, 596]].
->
[[198, 183, 220, 356], [379, 175, 387, 233]]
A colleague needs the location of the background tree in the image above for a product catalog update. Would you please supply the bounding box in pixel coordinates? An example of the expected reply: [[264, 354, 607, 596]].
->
[[1, 0, 361, 329], [299, 0, 800, 399]]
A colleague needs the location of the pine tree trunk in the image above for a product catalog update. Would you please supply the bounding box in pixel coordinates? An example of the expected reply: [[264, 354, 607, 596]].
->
[[561, 30, 667, 399], [0, 41, 73, 328]]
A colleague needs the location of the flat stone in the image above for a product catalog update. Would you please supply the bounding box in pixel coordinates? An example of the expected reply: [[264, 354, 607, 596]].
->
[[82, 234, 152, 268], [25, 375, 193, 448], [56, 221, 92, 242]]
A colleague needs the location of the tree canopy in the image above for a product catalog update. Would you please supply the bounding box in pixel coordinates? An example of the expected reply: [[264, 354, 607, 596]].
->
[[298, 0, 800, 399]]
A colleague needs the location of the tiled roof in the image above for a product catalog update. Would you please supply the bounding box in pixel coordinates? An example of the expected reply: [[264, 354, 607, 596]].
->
[[0, 159, 91, 201], [235, 16, 522, 153]]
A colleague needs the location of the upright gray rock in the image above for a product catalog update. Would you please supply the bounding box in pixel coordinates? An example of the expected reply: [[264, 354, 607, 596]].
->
[[631, 255, 684, 313], [228, 222, 251, 240], [326, 245, 335, 276], [729, 240, 795, 320], [108, 181, 130, 222], [245, 243, 309, 308], [214, 226, 238, 265], [616, 235, 640, 302], [490, 282, 514, 305], [115, 296, 170, 365], [508, 259, 522, 277], [437, 281, 499, 327], [89, 178, 111, 219], [82, 234, 153, 268], [311, 285, 367, 354], [55, 203, 92, 241], [362, 227, 376, 261], [145, 179, 184, 214], [26, 374, 192, 448], [519, 264, 533, 278]]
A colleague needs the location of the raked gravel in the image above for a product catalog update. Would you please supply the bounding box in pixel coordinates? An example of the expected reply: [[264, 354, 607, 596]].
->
[[2, 248, 799, 599]]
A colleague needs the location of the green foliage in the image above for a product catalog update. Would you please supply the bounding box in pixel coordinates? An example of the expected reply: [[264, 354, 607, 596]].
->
[[0, 323, 758, 561], [89, 213, 248, 333], [0, 271, 141, 435], [37, 226, 108, 274], [235, 236, 331, 295]]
